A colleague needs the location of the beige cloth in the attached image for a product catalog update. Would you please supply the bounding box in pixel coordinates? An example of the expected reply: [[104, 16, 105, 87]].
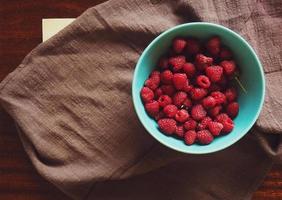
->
[[1, 0, 282, 199]]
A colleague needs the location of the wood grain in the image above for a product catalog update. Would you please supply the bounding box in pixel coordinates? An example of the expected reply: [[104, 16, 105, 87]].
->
[[0, 1, 281, 199]]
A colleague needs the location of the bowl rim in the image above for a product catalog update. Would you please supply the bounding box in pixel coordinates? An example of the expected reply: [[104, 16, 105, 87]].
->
[[132, 22, 265, 154]]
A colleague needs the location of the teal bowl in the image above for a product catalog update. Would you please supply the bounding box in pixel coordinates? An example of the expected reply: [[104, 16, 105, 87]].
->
[[132, 22, 265, 154]]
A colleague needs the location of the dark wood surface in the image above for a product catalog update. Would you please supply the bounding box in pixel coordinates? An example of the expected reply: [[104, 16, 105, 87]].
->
[[0, 1, 281, 199]]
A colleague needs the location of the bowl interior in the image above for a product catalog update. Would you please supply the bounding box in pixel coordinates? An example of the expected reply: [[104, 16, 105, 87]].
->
[[132, 23, 265, 154]]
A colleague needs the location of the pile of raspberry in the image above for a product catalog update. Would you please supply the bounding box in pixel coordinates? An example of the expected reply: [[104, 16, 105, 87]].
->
[[140, 36, 240, 145]]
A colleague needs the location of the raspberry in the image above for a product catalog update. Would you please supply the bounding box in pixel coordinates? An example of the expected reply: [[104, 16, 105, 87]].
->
[[184, 119, 197, 130], [219, 47, 232, 60], [220, 60, 236, 76], [183, 62, 196, 78], [173, 91, 187, 108], [158, 118, 177, 135], [150, 72, 160, 86], [175, 109, 189, 122], [208, 121, 223, 136], [141, 87, 154, 103], [208, 105, 222, 117], [226, 102, 239, 118], [221, 118, 234, 133], [173, 38, 187, 54], [183, 83, 193, 92], [158, 57, 169, 69], [150, 70, 161, 78], [191, 104, 207, 121], [183, 97, 192, 108], [161, 85, 176, 96], [169, 56, 186, 71], [175, 125, 185, 137], [158, 95, 172, 107], [163, 104, 178, 118], [173, 73, 188, 90], [211, 91, 226, 105], [215, 113, 230, 123], [195, 54, 213, 71], [196, 75, 211, 89], [186, 38, 201, 55], [184, 130, 197, 145], [145, 78, 158, 90], [160, 70, 173, 84], [206, 36, 221, 56], [205, 65, 223, 82], [145, 101, 159, 117], [197, 130, 214, 145], [154, 88, 163, 99], [154, 111, 165, 120], [190, 88, 207, 100], [225, 87, 237, 102], [197, 117, 212, 130], [202, 96, 216, 109]]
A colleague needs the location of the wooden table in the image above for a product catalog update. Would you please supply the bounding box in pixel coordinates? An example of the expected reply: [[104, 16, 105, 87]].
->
[[0, 1, 281, 199]]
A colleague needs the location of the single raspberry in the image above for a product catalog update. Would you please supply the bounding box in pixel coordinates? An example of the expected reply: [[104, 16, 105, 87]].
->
[[183, 83, 193, 92], [150, 70, 161, 78], [173, 73, 188, 90], [206, 36, 221, 56], [154, 111, 165, 120], [195, 54, 213, 71], [169, 55, 186, 71], [197, 117, 212, 130], [161, 85, 176, 96], [208, 121, 223, 136], [175, 109, 189, 122], [211, 91, 226, 105], [163, 104, 178, 118], [183, 62, 196, 78], [209, 83, 222, 92], [196, 75, 211, 89], [158, 95, 172, 107], [158, 57, 169, 69], [183, 97, 192, 108], [186, 38, 201, 55], [145, 78, 158, 90], [145, 100, 159, 117], [141, 87, 154, 103], [197, 130, 214, 145], [202, 96, 216, 109], [220, 60, 236, 76], [226, 102, 239, 118], [184, 119, 197, 130], [173, 91, 187, 108], [158, 118, 177, 134], [154, 88, 163, 99], [184, 130, 197, 145], [215, 113, 230, 123], [205, 65, 223, 82], [190, 87, 208, 100], [208, 105, 222, 117], [175, 125, 185, 137], [191, 104, 207, 121], [173, 38, 187, 54], [219, 47, 232, 60], [150, 71, 160, 85], [225, 87, 237, 102], [160, 70, 173, 84], [221, 118, 234, 133]]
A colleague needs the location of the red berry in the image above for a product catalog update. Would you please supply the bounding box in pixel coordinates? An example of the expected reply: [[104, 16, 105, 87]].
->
[[160, 70, 173, 84], [169, 55, 186, 71], [190, 87, 207, 100], [221, 118, 234, 133], [145, 100, 159, 117], [158, 95, 172, 107], [205, 65, 223, 82], [202, 96, 216, 109], [173, 91, 187, 108], [175, 109, 189, 122], [184, 130, 197, 145], [211, 91, 226, 105], [184, 119, 197, 130], [158, 118, 177, 134], [191, 104, 207, 121], [196, 75, 211, 89], [225, 87, 237, 102], [163, 104, 178, 118], [209, 105, 222, 117], [219, 47, 232, 60], [158, 57, 169, 69], [173, 73, 188, 90], [215, 113, 230, 123], [141, 87, 154, 103], [226, 102, 239, 118], [150, 70, 160, 78], [186, 39, 201, 55], [206, 36, 221, 56], [195, 54, 213, 71], [208, 121, 223, 136], [183, 62, 196, 78], [154, 88, 163, 99], [197, 117, 212, 130], [183, 97, 192, 108], [183, 83, 193, 92], [154, 111, 165, 120], [175, 125, 185, 137], [145, 78, 158, 90], [161, 85, 176, 96], [173, 38, 187, 54], [220, 60, 236, 76], [197, 130, 214, 145]]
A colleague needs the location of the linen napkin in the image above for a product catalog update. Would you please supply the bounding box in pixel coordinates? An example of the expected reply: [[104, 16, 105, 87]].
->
[[0, 0, 282, 199]]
